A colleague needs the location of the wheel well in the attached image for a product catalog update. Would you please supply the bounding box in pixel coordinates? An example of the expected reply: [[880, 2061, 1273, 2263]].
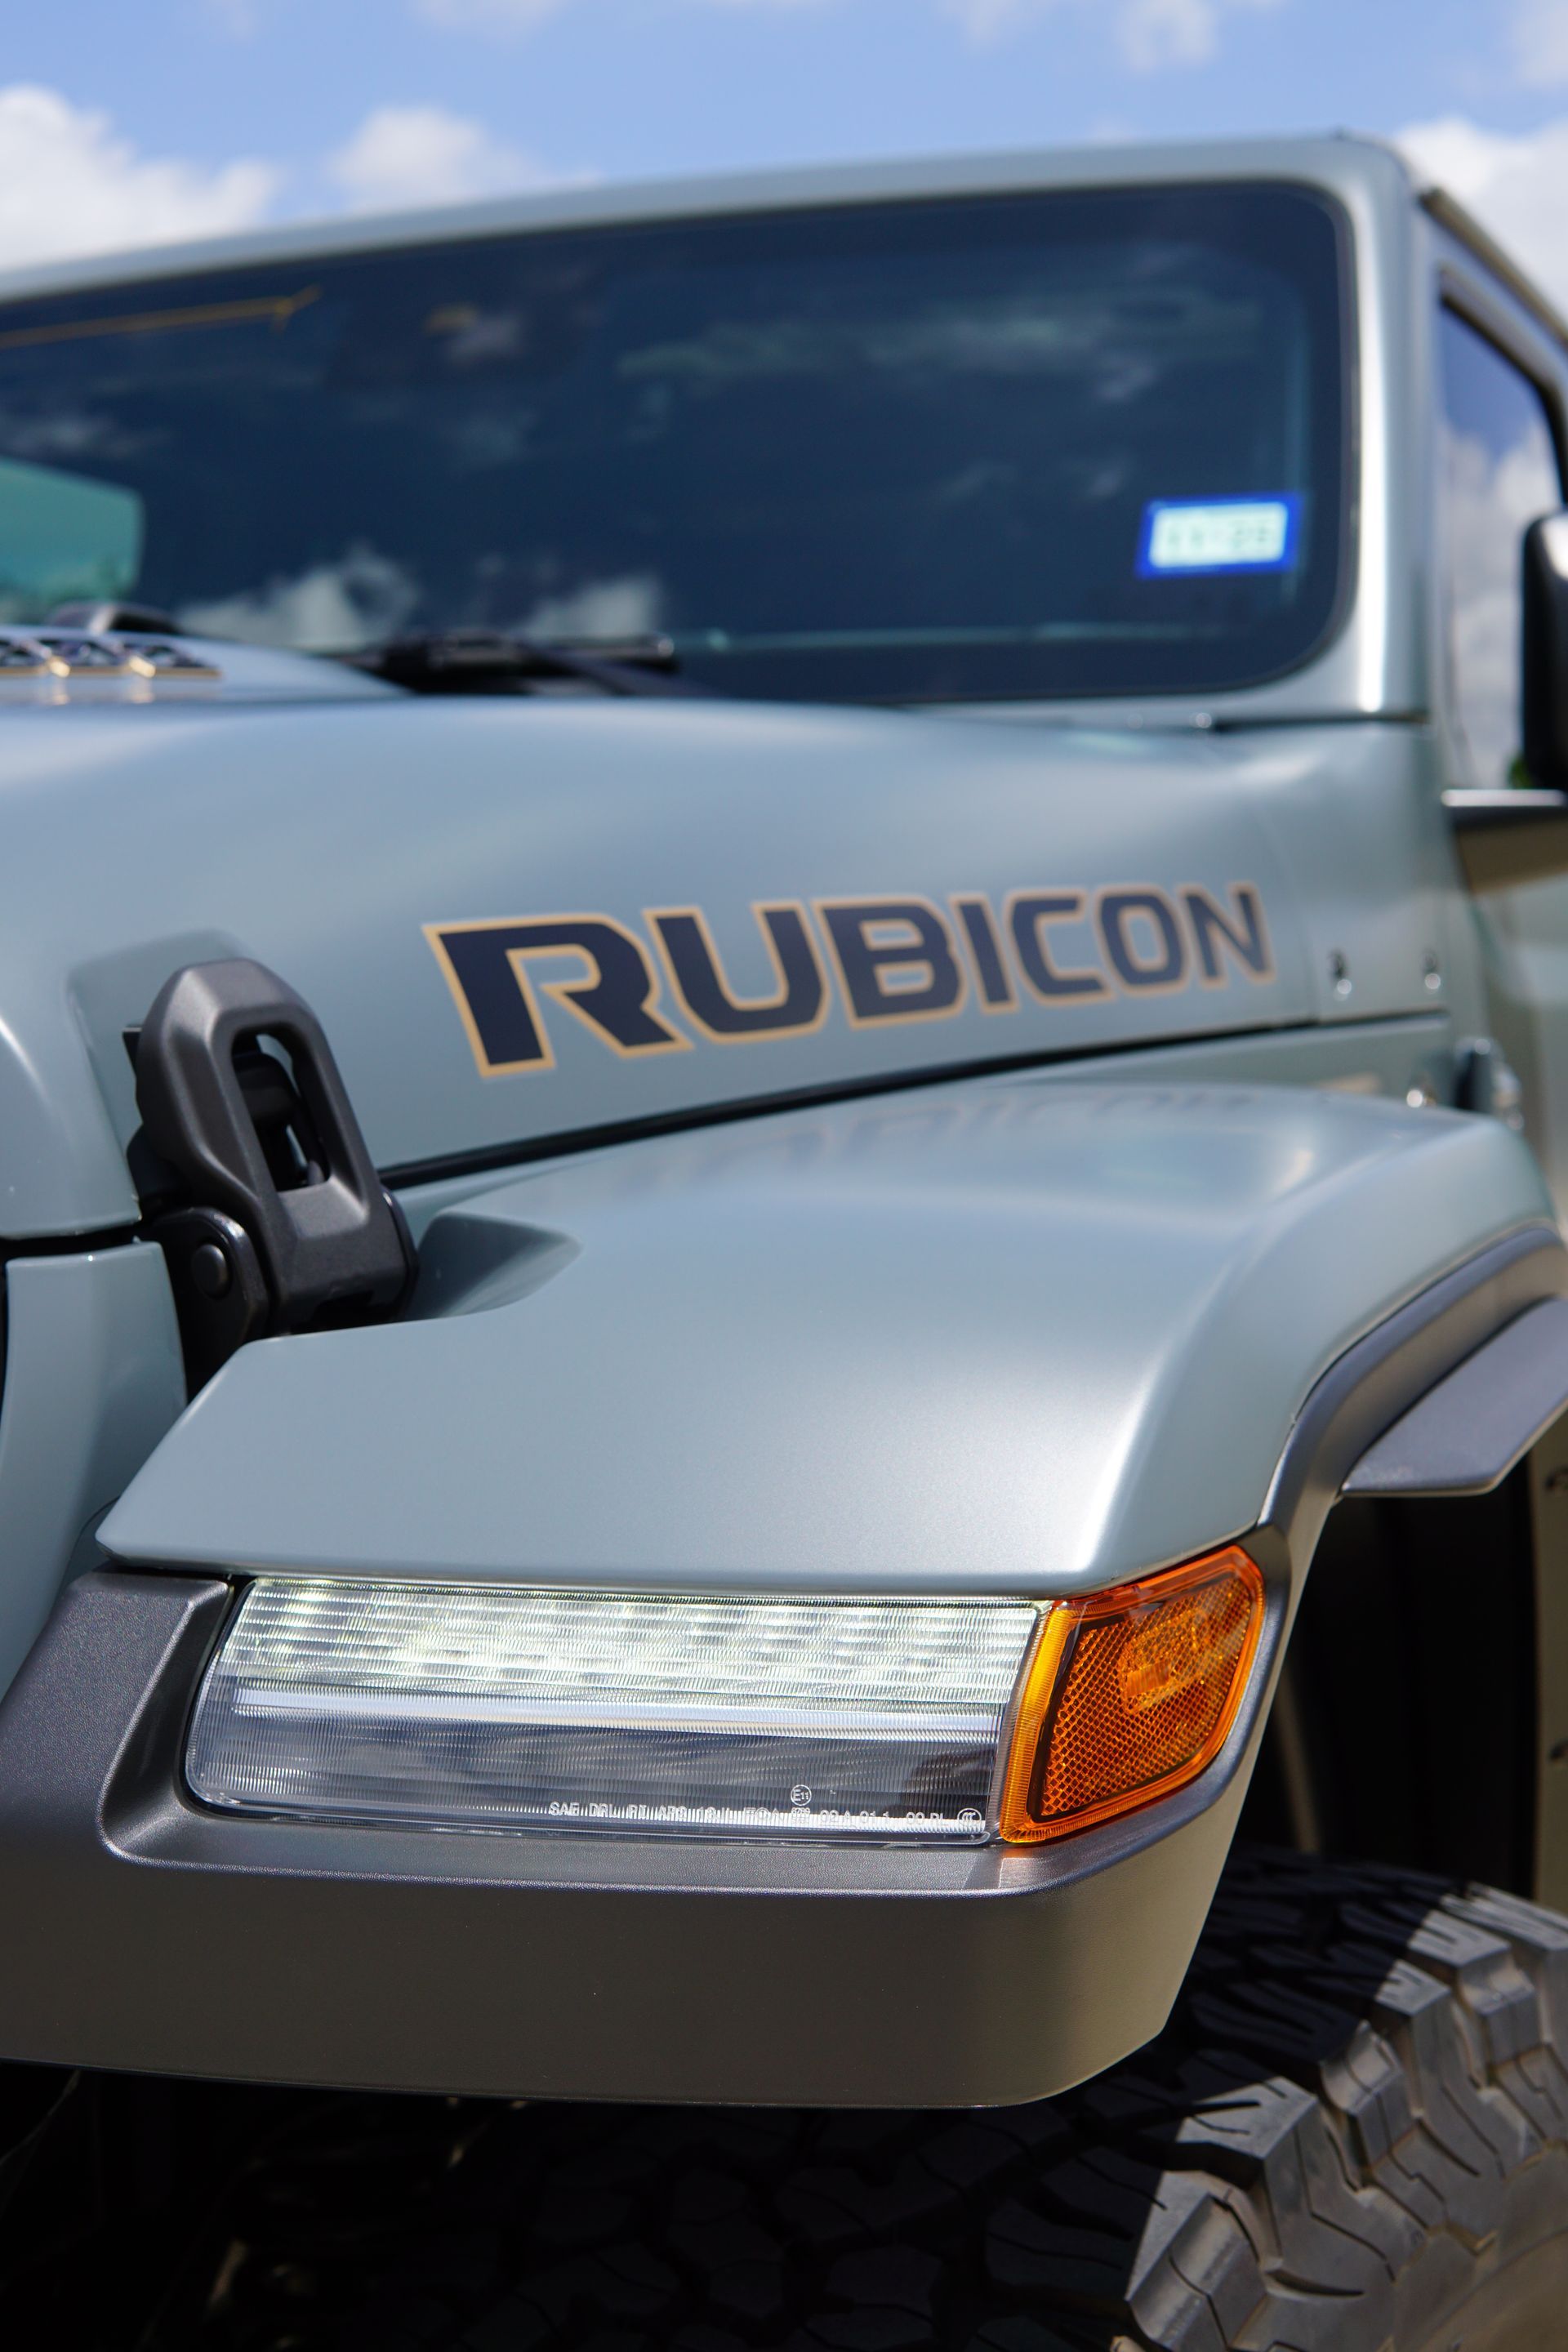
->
[[1239, 1470, 1539, 1893]]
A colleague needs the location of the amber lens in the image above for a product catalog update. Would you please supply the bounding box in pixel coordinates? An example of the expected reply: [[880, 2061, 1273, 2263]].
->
[[999, 1548, 1263, 1843]]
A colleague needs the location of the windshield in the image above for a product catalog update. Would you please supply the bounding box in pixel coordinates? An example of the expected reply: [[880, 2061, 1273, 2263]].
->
[[0, 181, 1348, 704]]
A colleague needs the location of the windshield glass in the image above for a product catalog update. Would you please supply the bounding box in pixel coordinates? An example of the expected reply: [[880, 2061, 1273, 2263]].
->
[[0, 182, 1348, 703]]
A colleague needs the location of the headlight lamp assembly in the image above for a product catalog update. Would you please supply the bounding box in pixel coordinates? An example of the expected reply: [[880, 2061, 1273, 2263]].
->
[[186, 1552, 1263, 1846]]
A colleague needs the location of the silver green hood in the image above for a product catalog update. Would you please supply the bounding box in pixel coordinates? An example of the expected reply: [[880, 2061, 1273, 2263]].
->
[[0, 680, 1402, 1238]]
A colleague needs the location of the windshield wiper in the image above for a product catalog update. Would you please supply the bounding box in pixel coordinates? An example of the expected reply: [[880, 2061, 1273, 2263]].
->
[[349, 630, 706, 698]]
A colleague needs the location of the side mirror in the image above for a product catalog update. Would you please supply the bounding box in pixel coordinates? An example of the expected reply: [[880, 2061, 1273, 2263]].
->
[[1445, 510, 1568, 891], [1523, 510, 1568, 787]]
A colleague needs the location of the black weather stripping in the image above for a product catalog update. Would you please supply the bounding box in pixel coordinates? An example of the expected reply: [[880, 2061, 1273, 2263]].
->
[[352, 630, 706, 697]]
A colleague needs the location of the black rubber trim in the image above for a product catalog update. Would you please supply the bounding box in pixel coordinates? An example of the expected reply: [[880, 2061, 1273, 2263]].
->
[[1262, 1220, 1568, 1566], [1344, 1294, 1568, 1495], [380, 1012, 1447, 1193], [1205, 705, 1430, 730], [0, 1224, 140, 1261]]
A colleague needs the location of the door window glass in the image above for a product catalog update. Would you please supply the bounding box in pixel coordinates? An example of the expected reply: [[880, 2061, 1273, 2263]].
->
[[1439, 306, 1562, 786]]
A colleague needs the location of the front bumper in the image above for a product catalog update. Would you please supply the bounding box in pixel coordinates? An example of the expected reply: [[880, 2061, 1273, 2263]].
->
[[0, 1573, 1263, 2107]]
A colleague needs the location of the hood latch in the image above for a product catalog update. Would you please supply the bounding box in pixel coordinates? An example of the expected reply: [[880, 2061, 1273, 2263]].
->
[[134, 959, 416, 1392]]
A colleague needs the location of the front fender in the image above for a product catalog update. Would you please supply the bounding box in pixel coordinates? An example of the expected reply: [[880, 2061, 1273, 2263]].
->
[[102, 1077, 1561, 1596], [13, 1076, 1554, 2105]]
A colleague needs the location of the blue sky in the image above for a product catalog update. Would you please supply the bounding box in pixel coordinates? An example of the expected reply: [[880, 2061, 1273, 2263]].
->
[[1, 0, 1548, 183], [3, 0, 1568, 299]]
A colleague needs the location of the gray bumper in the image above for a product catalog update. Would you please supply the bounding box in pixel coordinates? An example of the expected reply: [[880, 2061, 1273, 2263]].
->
[[0, 1573, 1264, 2109]]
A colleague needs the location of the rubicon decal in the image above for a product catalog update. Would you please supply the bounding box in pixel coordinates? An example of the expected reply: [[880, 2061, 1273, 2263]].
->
[[425, 884, 1274, 1076]]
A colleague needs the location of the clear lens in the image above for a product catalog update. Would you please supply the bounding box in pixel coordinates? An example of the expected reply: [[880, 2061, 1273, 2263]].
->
[[186, 1580, 1041, 1840]]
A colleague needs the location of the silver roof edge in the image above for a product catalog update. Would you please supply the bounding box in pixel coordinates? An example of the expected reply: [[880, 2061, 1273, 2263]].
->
[[0, 129, 1410, 309]]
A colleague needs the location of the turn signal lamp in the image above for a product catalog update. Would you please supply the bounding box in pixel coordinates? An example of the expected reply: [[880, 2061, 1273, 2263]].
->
[[998, 1548, 1264, 1842]]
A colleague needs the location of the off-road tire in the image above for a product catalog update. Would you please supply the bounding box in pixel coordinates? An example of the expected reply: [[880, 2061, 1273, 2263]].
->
[[148, 1848, 1568, 2349]]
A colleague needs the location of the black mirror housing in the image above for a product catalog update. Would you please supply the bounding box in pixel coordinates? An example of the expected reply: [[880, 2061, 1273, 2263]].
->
[[1523, 510, 1568, 787], [1442, 510, 1568, 889]]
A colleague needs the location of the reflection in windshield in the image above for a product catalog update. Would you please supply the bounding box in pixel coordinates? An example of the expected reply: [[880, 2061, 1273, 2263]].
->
[[0, 285, 320, 356], [0, 453, 143, 615], [0, 185, 1347, 703], [179, 546, 419, 648]]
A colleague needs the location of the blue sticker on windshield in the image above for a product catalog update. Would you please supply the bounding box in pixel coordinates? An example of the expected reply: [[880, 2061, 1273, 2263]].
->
[[1138, 495, 1302, 577]]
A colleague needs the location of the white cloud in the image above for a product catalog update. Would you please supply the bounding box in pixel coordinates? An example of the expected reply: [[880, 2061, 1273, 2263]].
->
[[412, 0, 568, 27], [327, 105, 574, 211], [1120, 0, 1220, 68], [1120, 0, 1287, 69], [0, 84, 277, 271], [938, 0, 1282, 66], [0, 88, 590, 271], [1512, 0, 1568, 86], [178, 547, 420, 652], [1398, 113, 1568, 311]]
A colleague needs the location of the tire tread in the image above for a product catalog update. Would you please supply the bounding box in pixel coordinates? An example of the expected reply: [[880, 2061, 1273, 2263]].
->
[[167, 1851, 1568, 2350]]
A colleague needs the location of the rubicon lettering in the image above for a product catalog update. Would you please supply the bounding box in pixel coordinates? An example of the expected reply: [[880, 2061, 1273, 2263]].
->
[[650, 905, 828, 1040], [425, 915, 689, 1073], [425, 884, 1275, 1076], [817, 898, 968, 1027]]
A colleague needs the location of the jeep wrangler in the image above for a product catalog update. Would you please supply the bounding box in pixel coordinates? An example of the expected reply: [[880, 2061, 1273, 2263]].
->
[[0, 134, 1564, 2348]]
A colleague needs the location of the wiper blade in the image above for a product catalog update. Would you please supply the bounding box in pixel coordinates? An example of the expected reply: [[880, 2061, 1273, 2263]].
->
[[350, 630, 705, 697]]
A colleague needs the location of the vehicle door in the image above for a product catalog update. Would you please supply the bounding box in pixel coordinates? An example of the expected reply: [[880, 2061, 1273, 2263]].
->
[[1435, 268, 1568, 1216]]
